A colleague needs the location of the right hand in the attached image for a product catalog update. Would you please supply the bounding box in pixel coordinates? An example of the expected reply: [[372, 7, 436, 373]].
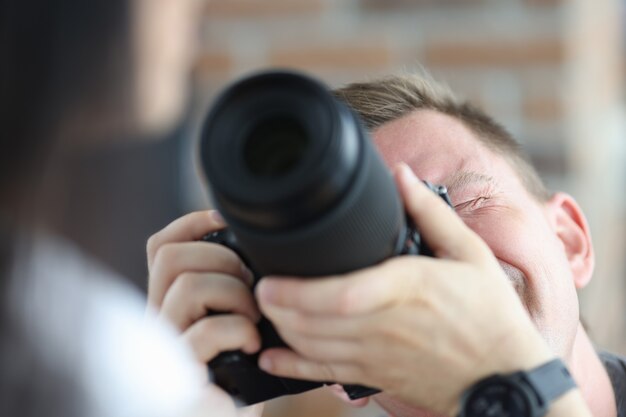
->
[[146, 210, 262, 376]]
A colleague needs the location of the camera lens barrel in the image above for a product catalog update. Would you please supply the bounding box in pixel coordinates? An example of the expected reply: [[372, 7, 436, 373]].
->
[[200, 71, 406, 276]]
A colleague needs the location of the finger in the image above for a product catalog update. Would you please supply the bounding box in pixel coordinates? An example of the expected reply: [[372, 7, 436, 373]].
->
[[257, 256, 442, 315], [327, 384, 371, 408], [147, 210, 225, 272], [261, 303, 368, 338], [395, 163, 491, 263], [149, 241, 253, 308], [235, 403, 265, 417], [257, 274, 369, 316], [160, 272, 260, 331], [193, 384, 239, 417], [182, 315, 260, 363], [275, 330, 361, 363], [258, 348, 363, 385]]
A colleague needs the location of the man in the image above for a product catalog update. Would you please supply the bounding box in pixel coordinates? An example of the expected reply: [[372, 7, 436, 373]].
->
[[147, 72, 625, 416]]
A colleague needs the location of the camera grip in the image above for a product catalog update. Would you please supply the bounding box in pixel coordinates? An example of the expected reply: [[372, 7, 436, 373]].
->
[[201, 230, 324, 404]]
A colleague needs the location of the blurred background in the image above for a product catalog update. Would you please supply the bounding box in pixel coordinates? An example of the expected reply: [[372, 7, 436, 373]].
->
[[63, 0, 625, 416]]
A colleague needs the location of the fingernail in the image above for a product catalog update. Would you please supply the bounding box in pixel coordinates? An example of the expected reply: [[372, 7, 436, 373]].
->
[[240, 263, 255, 286], [210, 210, 225, 226], [259, 355, 273, 372], [256, 278, 277, 304]]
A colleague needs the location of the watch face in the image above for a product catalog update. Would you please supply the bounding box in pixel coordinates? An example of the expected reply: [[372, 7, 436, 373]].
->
[[463, 378, 531, 417]]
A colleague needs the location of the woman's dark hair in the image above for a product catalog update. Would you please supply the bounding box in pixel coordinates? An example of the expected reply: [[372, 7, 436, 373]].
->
[[0, 0, 133, 206], [0, 1, 132, 415], [0, 0, 132, 269]]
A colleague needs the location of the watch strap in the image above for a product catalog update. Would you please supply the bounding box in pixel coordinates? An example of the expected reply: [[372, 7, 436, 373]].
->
[[522, 358, 577, 409], [458, 358, 577, 417]]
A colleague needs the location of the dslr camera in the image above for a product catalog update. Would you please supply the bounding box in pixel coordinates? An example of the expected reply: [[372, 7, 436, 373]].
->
[[199, 70, 451, 405]]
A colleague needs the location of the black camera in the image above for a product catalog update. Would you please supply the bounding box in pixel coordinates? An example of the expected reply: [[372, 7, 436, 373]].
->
[[198, 70, 452, 405]]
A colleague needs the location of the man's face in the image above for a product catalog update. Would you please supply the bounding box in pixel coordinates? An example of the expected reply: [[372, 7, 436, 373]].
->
[[370, 109, 587, 416]]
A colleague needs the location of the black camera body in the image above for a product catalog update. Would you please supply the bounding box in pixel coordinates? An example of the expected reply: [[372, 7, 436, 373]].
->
[[198, 70, 452, 405]]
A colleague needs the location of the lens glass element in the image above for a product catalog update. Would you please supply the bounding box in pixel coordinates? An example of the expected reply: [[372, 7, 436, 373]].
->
[[243, 116, 309, 177]]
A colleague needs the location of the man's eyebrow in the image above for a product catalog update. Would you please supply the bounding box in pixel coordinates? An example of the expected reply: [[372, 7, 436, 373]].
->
[[444, 171, 495, 194]]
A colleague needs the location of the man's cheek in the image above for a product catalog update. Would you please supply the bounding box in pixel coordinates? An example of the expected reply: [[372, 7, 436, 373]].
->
[[470, 212, 538, 266], [497, 260, 533, 314]]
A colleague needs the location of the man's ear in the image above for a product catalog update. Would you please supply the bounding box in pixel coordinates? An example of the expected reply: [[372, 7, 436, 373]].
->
[[546, 192, 594, 289]]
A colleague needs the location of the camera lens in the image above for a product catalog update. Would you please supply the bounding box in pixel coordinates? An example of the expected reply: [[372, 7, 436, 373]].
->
[[243, 116, 309, 177], [200, 71, 405, 276]]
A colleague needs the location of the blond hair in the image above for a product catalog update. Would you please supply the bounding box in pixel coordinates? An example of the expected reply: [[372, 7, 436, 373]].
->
[[333, 72, 551, 201]]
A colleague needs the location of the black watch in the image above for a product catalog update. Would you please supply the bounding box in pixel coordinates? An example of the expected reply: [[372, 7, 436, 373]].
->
[[458, 358, 577, 417]]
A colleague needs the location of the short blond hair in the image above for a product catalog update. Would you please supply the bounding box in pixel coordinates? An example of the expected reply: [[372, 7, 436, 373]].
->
[[333, 72, 551, 201]]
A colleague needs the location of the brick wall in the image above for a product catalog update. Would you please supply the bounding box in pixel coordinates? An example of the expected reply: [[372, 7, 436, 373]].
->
[[192, 0, 626, 415], [194, 0, 587, 180]]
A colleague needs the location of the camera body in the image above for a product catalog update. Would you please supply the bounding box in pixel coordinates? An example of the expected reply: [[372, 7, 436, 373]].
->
[[203, 181, 451, 405], [198, 70, 452, 405]]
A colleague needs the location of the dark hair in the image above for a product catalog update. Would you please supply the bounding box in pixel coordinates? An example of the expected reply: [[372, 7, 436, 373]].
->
[[0, 1, 132, 415], [0, 0, 133, 209], [0, 0, 133, 266]]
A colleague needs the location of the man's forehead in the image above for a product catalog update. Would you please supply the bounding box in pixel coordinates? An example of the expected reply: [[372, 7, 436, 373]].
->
[[372, 109, 509, 191], [373, 110, 486, 168], [444, 171, 496, 194], [373, 109, 478, 147]]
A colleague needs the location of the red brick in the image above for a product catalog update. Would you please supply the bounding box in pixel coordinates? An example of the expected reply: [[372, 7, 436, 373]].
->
[[193, 50, 233, 78], [424, 38, 567, 67], [523, 96, 564, 122], [204, 0, 325, 18], [360, 0, 483, 10], [269, 44, 392, 70], [524, 0, 564, 6]]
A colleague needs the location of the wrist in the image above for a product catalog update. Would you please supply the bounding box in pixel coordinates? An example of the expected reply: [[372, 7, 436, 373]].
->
[[545, 389, 591, 417], [443, 324, 554, 417], [482, 322, 555, 375]]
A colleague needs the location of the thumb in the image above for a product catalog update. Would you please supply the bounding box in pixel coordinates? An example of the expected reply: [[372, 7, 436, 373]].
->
[[394, 163, 490, 264]]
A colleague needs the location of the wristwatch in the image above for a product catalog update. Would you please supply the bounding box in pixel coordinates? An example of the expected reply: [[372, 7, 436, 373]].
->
[[458, 358, 577, 417]]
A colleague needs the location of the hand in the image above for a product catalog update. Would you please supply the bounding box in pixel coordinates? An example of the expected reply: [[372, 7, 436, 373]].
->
[[255, 163, 555, 416], [147, 210, 264, 417], [185, 384, 265, 417]]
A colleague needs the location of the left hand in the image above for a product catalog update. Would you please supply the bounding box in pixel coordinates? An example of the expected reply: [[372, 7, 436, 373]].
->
[[255, 163, 553, 416]]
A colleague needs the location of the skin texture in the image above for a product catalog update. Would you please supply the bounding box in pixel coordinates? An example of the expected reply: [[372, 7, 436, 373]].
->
[[367, 110, 612, 416], [146, 211, 264, 417], [254, 164, 558, 415], [372, 110, 586, 358], [146, 110, 610, 416]]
